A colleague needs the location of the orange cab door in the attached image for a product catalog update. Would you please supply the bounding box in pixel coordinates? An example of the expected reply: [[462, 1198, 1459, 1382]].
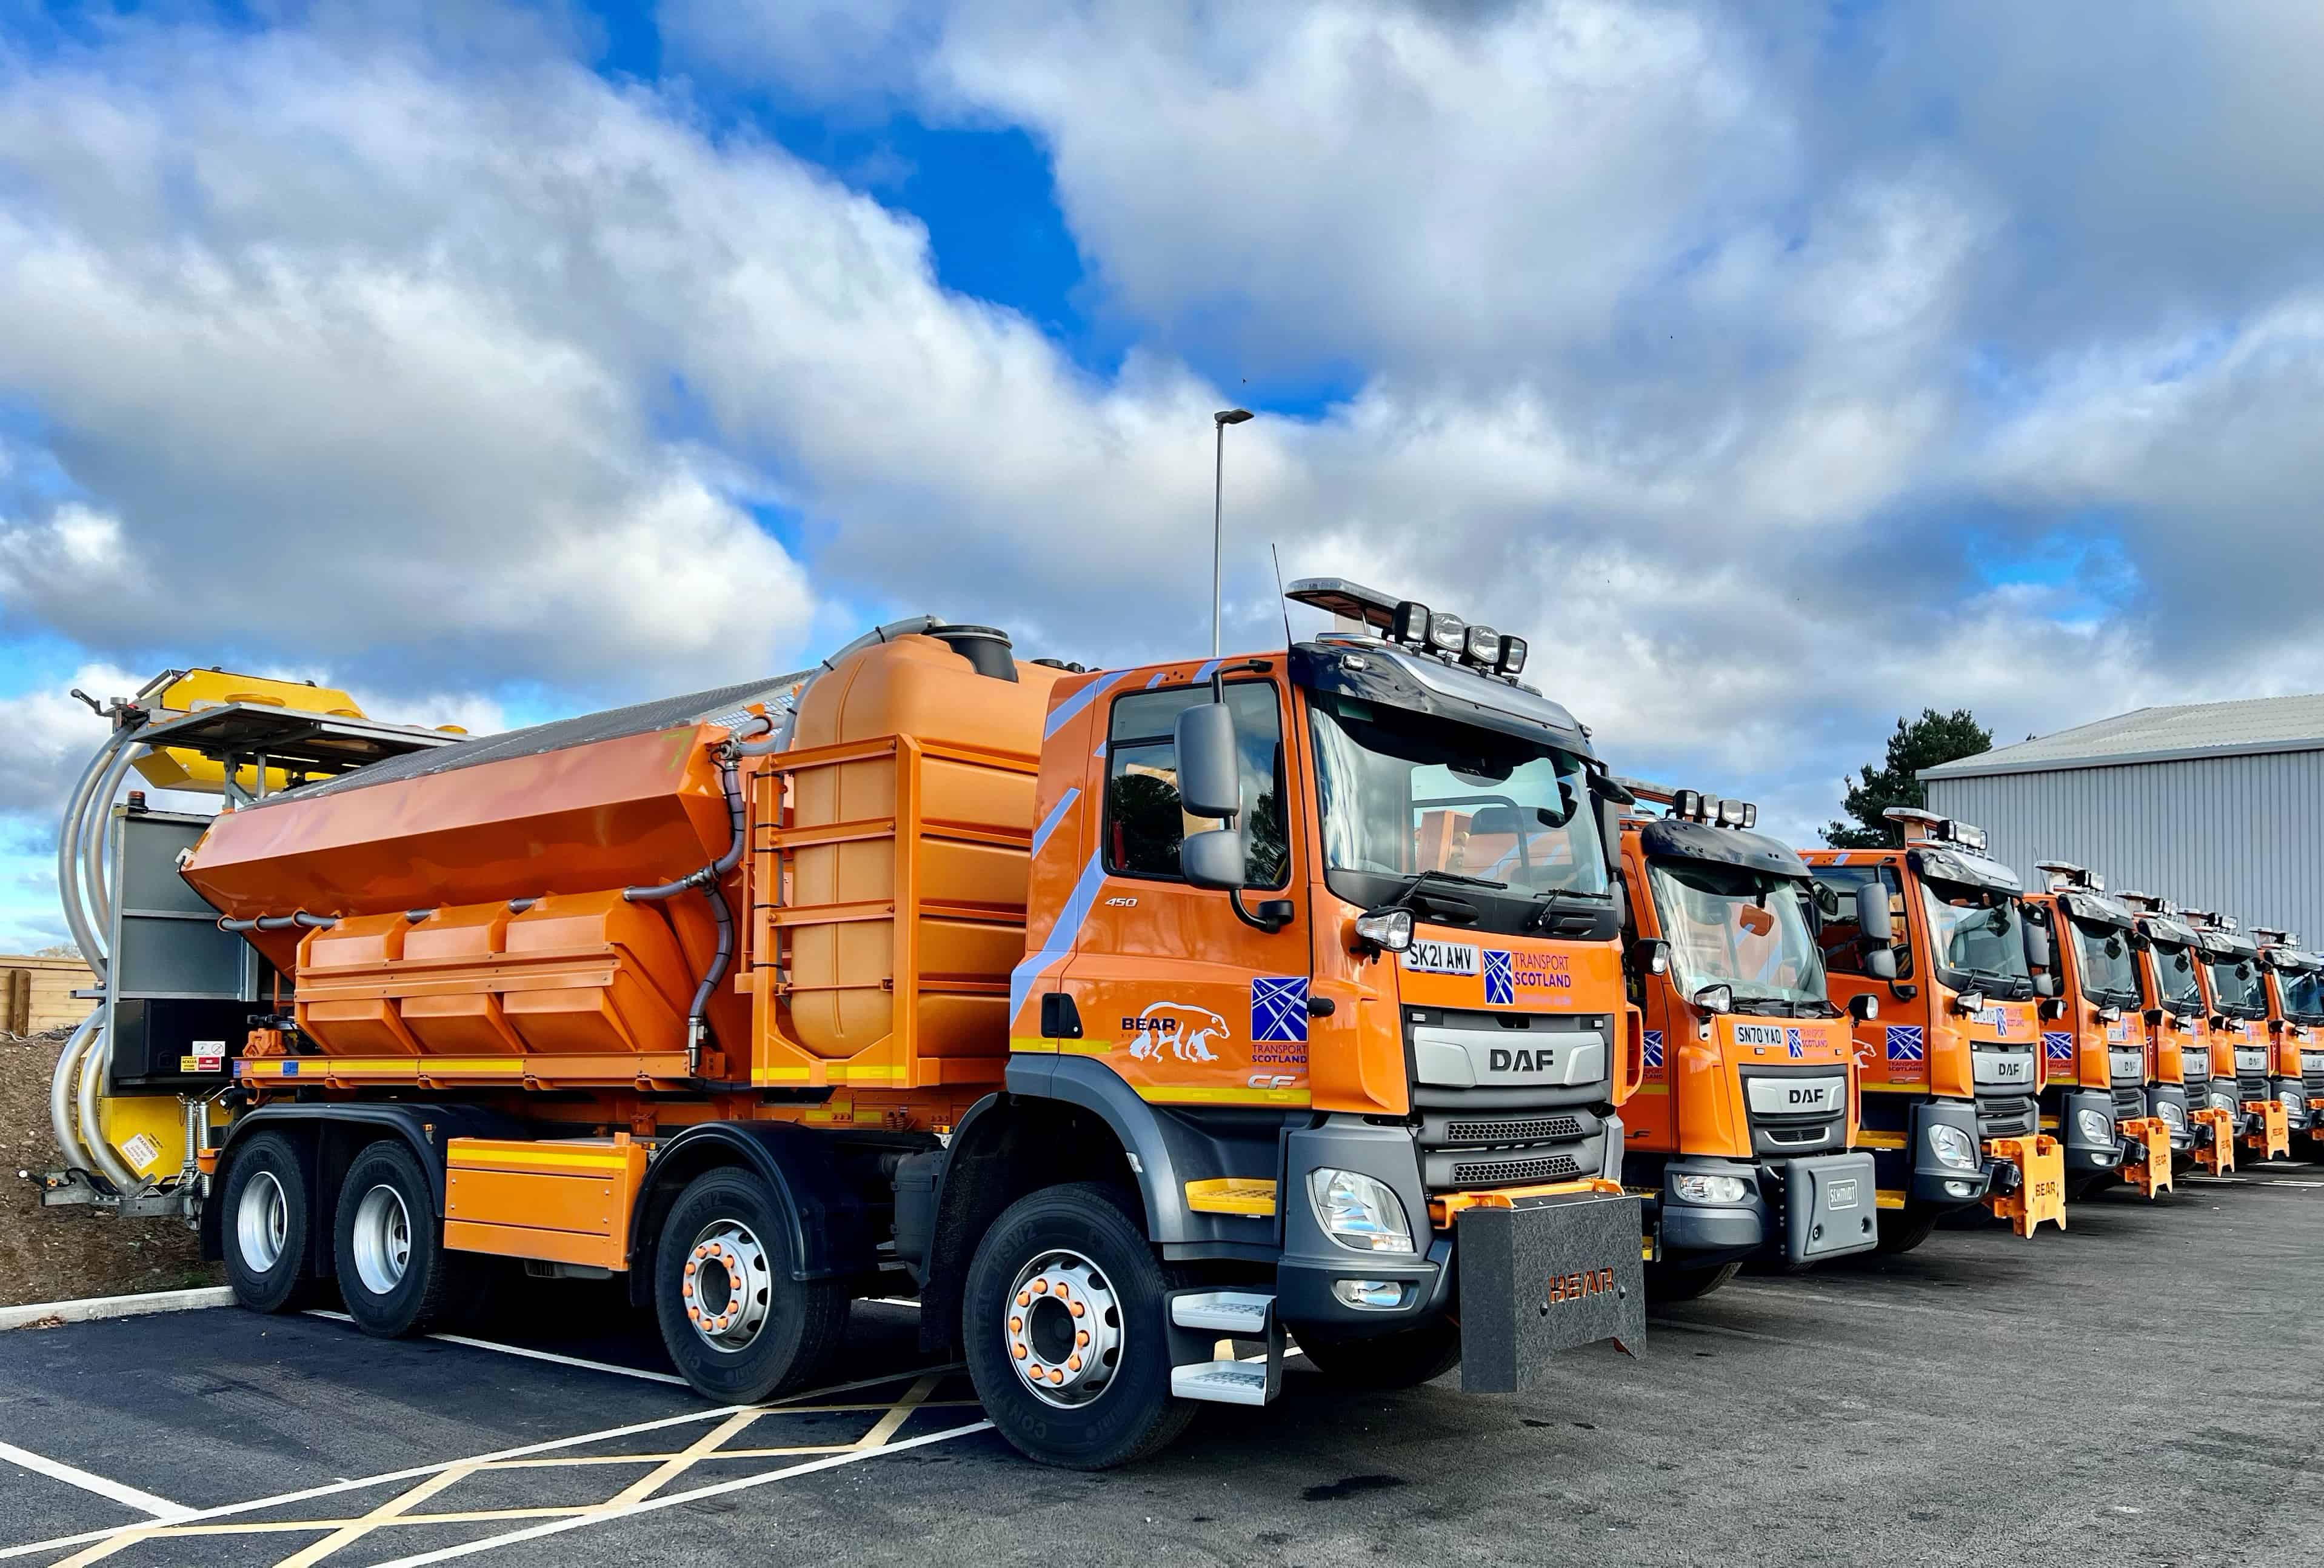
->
[[1060, 677, 1315, 1110]]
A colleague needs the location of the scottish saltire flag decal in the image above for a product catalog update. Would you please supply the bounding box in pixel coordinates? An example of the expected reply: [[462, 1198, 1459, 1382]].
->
[[1483, 949, 1515, 1005], [1786, 1027, 1805, 1058], [1250, 976, 1310, 1043], [1885, 1026, 1925, 1063], [2044, 1031, 2075, 1063], [1643, 1030, 1665, 1069]]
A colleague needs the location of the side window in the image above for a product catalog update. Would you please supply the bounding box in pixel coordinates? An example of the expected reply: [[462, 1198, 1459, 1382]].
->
[[1103, 682, 1287, 888], [1811, 866, 1912, 978]]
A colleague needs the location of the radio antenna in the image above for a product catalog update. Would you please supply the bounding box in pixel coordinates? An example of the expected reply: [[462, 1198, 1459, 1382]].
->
[[1270, 542, 1292, 649]]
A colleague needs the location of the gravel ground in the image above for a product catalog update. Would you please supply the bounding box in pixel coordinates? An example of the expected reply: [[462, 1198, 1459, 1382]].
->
[[0, 1030, 218, 1309]]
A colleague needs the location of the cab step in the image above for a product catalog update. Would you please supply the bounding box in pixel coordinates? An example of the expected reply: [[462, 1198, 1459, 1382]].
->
[[1170, 1359, 1272, 1405], [1165, 1288, 1283, 1406]]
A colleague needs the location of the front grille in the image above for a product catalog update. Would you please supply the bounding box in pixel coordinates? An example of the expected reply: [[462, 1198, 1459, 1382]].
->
[[1761, 1124, 1832, 1148], [1451, 1153, 1581, 1187], [1975, 1092, 2037, 1139], [1441, 1113, 1584, 1146], [2303, 1071, 2324, 1093], [2238, 1075, 2269, 1099], [2112, 1087, 2145, 1122]]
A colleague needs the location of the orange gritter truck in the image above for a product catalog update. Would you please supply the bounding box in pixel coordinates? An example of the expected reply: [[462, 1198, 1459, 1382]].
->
[[42, 581, 1649, 1469], [2120, 892, 2236, 1176], [1802, 810, 2063, 1245], [2252, 927, 2323, 1155], [1611, 785, 1883, 1300], [2185, 912, 2292, 1163]]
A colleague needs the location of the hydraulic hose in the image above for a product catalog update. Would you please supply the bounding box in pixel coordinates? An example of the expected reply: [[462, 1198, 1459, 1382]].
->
[[55, 729, 130, 975], [75, 1014, 141, 1192], [623, 750, 750, 1072], [47, 1010, 99, 1178]]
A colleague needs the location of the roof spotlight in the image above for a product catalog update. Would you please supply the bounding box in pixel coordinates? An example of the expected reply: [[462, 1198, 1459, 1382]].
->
[[1463, 624, 1501, 665], [1495, 635, 1528, 676], [1392, 601, 1432, 646], [1426, 613, 1468, 656]]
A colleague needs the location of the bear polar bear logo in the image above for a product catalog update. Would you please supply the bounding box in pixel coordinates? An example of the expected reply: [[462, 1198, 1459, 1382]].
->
[[1128, 1002, 1232, 1063]]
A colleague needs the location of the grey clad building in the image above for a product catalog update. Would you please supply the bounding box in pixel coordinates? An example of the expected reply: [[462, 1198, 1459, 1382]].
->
[[1919, 694, 2324, 939]]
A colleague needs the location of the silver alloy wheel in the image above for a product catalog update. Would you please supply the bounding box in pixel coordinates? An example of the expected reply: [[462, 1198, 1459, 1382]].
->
[[236, 1169, 288, 1272], [681, 1220, 772, 1352], [350, 1184, 413, 1296], [1003, 1247, 1124, 1409]]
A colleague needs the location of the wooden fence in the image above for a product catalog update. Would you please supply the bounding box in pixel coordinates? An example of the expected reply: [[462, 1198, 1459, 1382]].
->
[[1, 955, 96, 1034]]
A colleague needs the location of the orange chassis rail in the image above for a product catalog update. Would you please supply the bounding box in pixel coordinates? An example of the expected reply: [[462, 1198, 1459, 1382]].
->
[[1983, 1134, 2066, 1237]]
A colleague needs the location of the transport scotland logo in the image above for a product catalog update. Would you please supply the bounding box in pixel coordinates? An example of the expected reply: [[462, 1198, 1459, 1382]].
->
[[2044, 1031, 2074, 1062], [1885, 1026, 1924, 1063], [1249, 976, 1309, 1044], [1643, 1030, 1664, 1069], [1785, 1027, 1805, 1058], [1483, 949, 1514, 1005]]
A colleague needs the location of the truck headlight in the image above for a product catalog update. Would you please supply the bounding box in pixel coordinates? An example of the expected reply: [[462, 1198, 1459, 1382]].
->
[[2075, 1108, 2112, 1144], [1927, 1124, 1978, 1170], [2283, 1092, 2305, 1113], [1307, 1169, 1415, 1254], [2209, 1092, 2236, 1112], [1672, 1172, 1749, 1205], [2157, 1101, 2185, 1128]]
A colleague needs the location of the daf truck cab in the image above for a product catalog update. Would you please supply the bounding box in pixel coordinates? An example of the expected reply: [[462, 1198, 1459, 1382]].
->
[[1612, 787, 1881, 1301], [1803, 809, 2056, 1247], [2121, 892, 2236, 1175], [47, 579, 1649, 1470], [2188, 912, 2291, 1162], [2253, 928, 2323, 1153], [2022, 862, 2168, 1199]]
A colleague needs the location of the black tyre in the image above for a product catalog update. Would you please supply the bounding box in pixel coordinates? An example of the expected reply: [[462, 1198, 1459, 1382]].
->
[[652, 1168, 850, 1405], [1875, 1209, 1938, 1255], [1643, 1260, 1740, 1303], [221, 1132, 316, 1313], [333, 1139, 485, 1338], [964, 1182, 1194, 1470], [1292, 1318, 1461, 1390]]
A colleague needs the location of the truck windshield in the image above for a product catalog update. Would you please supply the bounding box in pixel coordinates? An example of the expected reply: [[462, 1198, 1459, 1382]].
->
[[1918, 878, 2033, 998], [2149, 939, 2203, 1013], [2069, 919, 2142, 1008], [1648, 861, 1829, 1012], [1307, 690, 1609, 936], [2204, 953, 2263, 1013], [2274, 964, 2324, 1023]]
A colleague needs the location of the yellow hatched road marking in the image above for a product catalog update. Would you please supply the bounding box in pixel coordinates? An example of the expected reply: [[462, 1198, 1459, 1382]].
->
[[606, 1408, 764, 1508]]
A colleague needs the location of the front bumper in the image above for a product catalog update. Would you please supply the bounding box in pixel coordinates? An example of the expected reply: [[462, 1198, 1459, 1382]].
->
[[1652, 1152, 1878, 1268], [1908, 1099, 1992, 1211], [2055, 1089, 2120, 1174]]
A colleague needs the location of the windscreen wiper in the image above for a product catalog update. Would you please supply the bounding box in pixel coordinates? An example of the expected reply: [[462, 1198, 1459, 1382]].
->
[[1387, 869, 1501, 926]]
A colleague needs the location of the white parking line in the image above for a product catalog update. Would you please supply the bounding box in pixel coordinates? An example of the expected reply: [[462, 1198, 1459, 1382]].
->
[[0, 1440, 191, 1522], [304, 1311, 689, 1386], [367, 1421, 995, 1566], [0, 1364, 963, 1563]]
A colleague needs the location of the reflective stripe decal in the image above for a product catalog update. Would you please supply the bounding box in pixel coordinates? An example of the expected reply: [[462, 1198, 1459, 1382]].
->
[[1029, 787, 1080, 859], [1043, 670, 1129, 739], [1009, 852, 1108, 1021]]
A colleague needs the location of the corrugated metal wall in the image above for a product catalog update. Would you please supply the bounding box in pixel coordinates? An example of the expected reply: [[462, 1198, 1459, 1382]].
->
[[1925, 750, 2324, 940]]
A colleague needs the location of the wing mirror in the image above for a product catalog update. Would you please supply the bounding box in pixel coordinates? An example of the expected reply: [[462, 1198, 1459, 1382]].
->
[[1180, 828, 1246, 891], [1855, 886, 1894, 944], [1865, 944, 1898, 981], [2033, 972, 2059, 999], [2023, 919, 2054, 969], [1173, 701, 1241, 820]]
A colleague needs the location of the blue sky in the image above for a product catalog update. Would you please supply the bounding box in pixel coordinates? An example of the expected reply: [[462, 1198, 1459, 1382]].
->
[[4, 0, 2323, 949]]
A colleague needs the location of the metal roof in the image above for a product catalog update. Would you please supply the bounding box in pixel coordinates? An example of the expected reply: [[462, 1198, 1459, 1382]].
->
[[1920, 692, 2324, 781]]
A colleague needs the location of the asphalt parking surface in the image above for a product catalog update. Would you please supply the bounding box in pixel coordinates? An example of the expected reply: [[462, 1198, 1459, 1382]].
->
[[4, 1167, 2322, 1568]]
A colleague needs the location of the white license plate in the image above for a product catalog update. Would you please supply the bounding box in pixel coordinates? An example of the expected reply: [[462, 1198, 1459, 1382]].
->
[[1827, 1178, 1859, 1211]]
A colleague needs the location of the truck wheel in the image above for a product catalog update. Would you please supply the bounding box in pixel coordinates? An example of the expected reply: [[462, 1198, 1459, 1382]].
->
[[964, 1182, 1194, 1470], [1643, 1261, 1740, 1302], [652, 1168, 849, 1405], [222, 1132, 315, 1313], [1875, 1211, 1937, 1255], [1292, 1319, 1460, 1389], [333, 1140, 483, 1338]]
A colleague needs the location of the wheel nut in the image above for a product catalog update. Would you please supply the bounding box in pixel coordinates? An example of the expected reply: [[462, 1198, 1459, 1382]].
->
[[1031, 1280, 1049, 1294], [1012, 1343, 1027, 1360], [1069, 1301, 1084, 1318], [1046, 1368, 1064, 1384], [1067, 1355, 1082, 1372], [1075, 1330, 1089, 1347], [1017, 1291, 1030, 1307], [1009, 1316, 1022, 1333]]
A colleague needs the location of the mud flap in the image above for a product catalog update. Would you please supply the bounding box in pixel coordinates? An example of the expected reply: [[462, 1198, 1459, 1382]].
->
[[2117, 1118, 2174, 1197], [2243, 1101, 2290, 1160], [1457, 1190, 1645, 1395], [2189, 1107, 2236, 1175], [1982, 1134, 2065, 1237]]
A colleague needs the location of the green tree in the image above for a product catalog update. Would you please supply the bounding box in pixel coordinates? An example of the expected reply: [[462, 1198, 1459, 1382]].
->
[[1825, 709, 1994, 848]]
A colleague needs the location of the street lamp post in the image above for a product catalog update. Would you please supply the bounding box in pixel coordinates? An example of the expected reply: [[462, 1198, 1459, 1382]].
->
[[1212, 407, 1254, 658]]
